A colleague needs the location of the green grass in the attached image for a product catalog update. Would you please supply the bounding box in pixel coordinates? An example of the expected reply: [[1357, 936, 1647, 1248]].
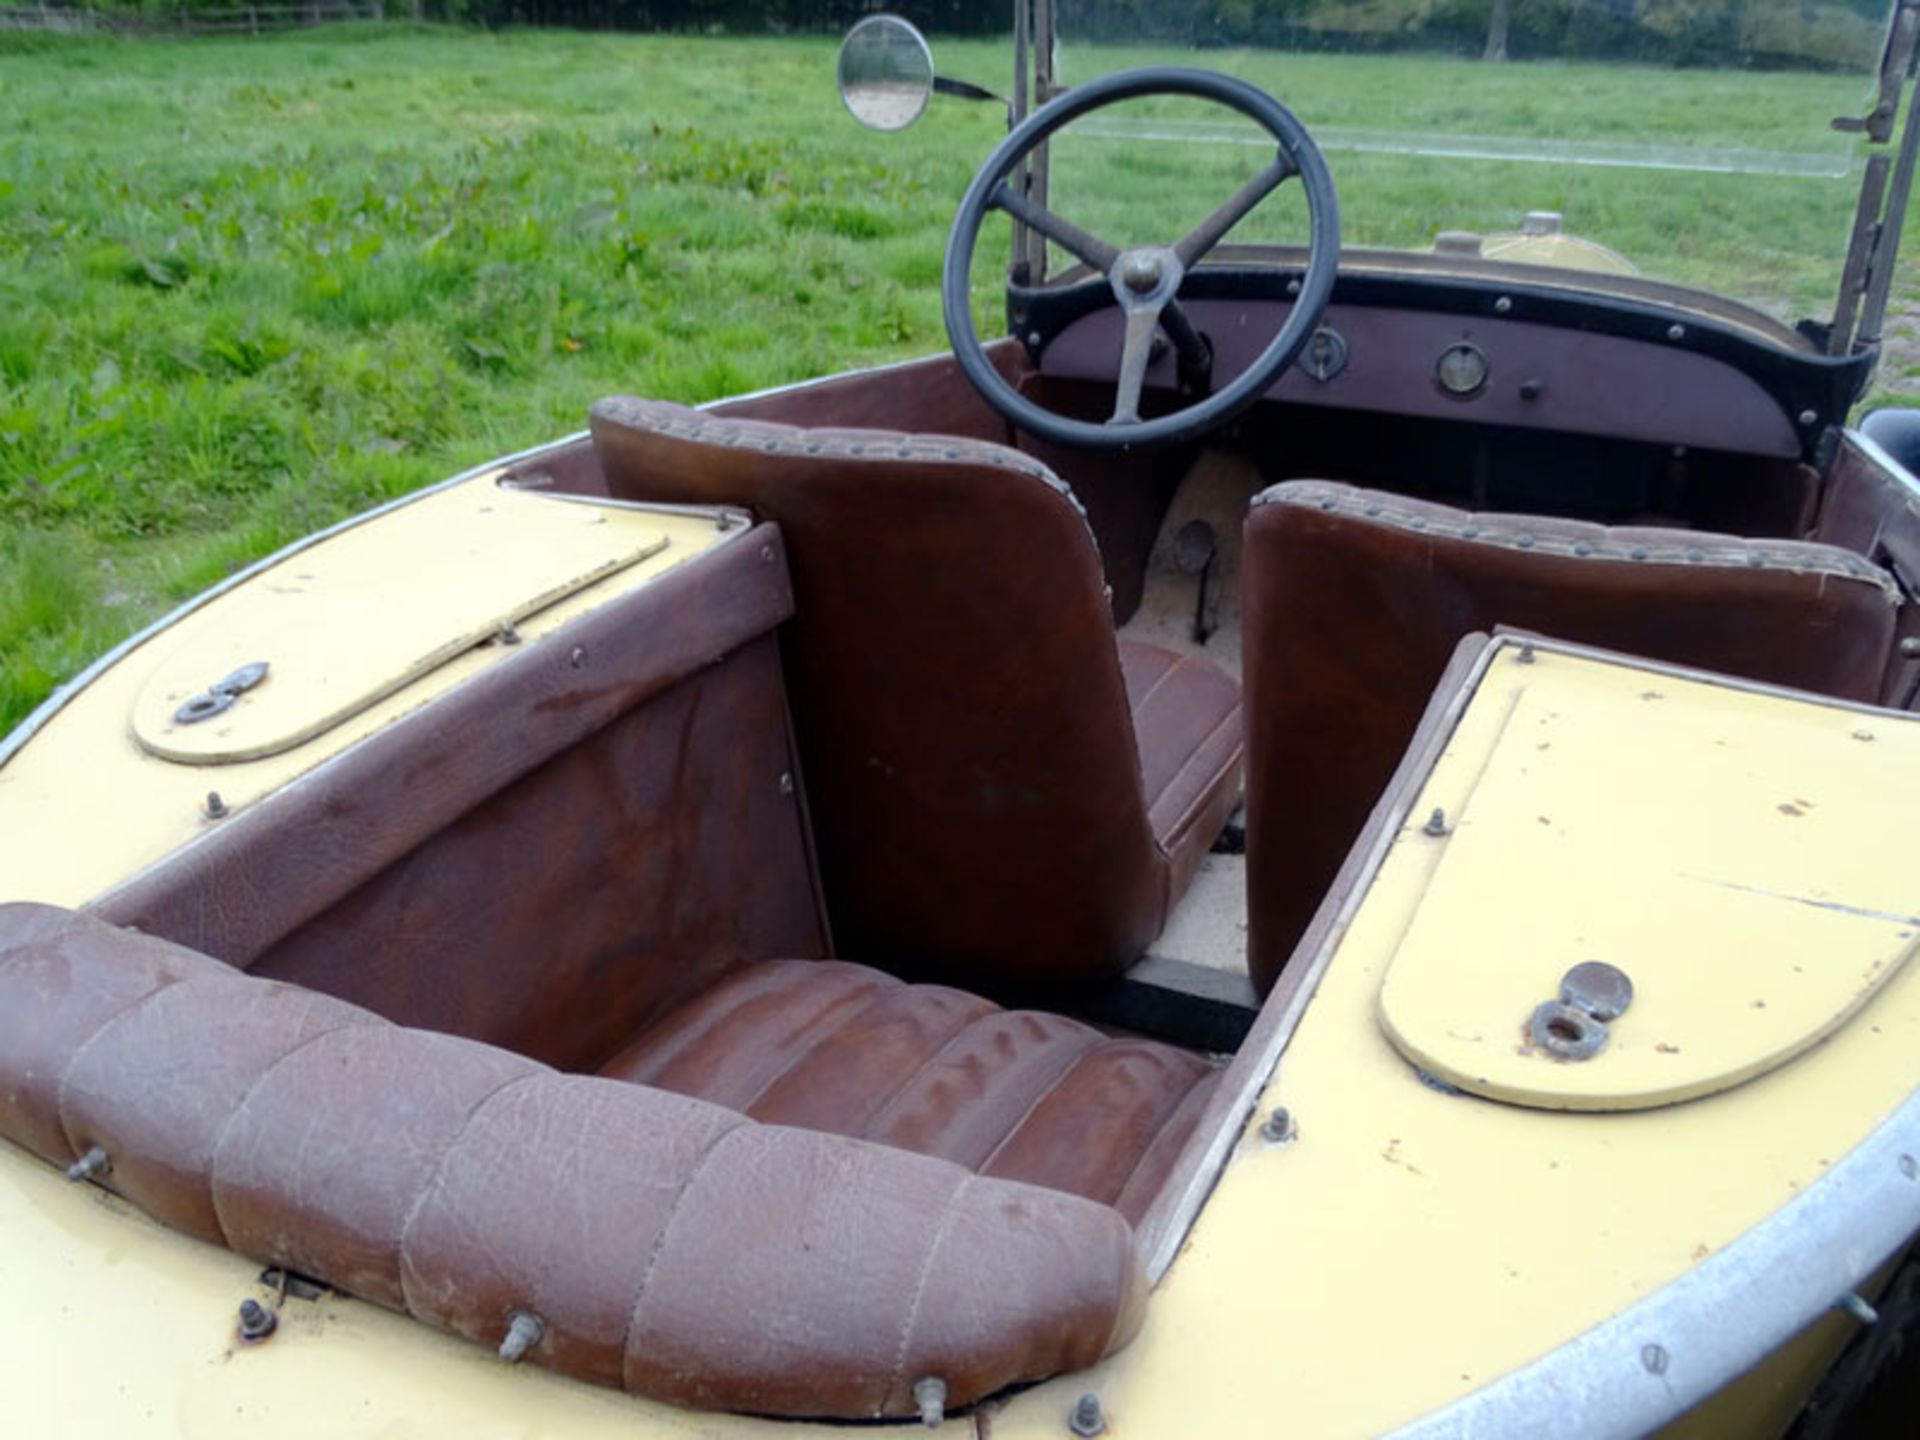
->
[[1, 23, 1915, 732]]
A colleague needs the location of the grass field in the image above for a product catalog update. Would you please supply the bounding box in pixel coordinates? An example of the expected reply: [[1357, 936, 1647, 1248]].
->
[[1, 23, 1916, 731]]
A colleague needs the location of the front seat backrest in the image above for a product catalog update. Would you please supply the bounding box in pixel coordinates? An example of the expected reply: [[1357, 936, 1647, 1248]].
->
[[588, 397, 1170, 988], [1242, 480, 1902, 993]]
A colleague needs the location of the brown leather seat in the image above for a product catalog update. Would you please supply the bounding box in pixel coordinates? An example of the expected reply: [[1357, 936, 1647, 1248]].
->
[[0, 903, 1150, 1420], [1242, 480, 1903, 993], [588, 397, 1243, 988], [598, 957, 1223, 1228]]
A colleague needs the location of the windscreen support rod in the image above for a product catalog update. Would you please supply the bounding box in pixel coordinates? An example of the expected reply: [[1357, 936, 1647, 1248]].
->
[[1832, 0, 1920, 356]]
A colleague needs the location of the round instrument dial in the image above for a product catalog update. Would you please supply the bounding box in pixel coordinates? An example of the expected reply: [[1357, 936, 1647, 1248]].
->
[[1436, 342, 1490, 397]]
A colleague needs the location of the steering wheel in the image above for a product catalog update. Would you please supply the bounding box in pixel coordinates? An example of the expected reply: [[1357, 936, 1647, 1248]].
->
[[943, 67, 1340, 451]]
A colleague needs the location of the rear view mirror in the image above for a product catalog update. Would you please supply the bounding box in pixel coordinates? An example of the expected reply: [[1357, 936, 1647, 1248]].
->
[[837, 15, 935, 132]]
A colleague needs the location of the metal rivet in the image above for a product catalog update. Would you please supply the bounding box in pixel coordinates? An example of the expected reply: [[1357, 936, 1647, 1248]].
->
[[1518, 378, 1542, 401], [1853, 729, 1876, 742], [238, 1297, 277, 1342], [1900, 1153, 1918, 1180], [1515, 532, 1536, 549], [1630, 546, 1649, 561], [1068, 1392, 1107, 1438], [1286, 277, 1302, 297], [495, 623, 520, 647], [1900, 637, 1920, 659], [1517, 643, 1536, 664], [778, 772, 795, 796], [569, 647, 587, 669], [1839, 1292, 1879, 1325], [1573, 542, 1593, 557], [204, 791, 229, 821], [1422, 807, 1450, 837], [1685, 549, 1704, 563], [1799, 409, 1819, 427], [914, 1376, 947, 1428], [1461, 525, 1480, 539], [1642, 1343, 1669, 1375], [65, 1145, 109, 1182], [1260, 1106, 1295, 1143], [499, 1310, 544, 1363], [1494, 296, 1512, 314], [1666, 324, 1685, 341], [1027, 331, 1043, 347]]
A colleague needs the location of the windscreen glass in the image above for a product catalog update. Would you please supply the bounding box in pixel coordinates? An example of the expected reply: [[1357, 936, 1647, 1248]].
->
[[1043, 0, 1890, 322]]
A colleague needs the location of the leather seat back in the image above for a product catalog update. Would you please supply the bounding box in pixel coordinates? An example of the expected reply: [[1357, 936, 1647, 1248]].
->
[[588, 397, 1169, 987], [1242, 479, 1903, 992]]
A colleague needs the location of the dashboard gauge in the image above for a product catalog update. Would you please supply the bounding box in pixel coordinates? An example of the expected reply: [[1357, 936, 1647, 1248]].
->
[[1436, 342, 1490, 397]]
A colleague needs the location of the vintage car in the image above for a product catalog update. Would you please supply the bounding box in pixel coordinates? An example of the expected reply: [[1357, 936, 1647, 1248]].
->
[[4, 3, 1920, 1436]]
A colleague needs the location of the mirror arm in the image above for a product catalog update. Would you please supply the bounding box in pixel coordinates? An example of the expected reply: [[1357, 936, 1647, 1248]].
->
[[933, 76, 1006, 105]]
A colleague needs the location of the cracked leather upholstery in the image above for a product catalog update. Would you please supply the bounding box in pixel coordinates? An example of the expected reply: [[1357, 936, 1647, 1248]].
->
[[599, 958, 1224, 1227], [588, 396, 1243, 987], [0, 903, 1148, 1419], [1241, 480, 1903, 992]]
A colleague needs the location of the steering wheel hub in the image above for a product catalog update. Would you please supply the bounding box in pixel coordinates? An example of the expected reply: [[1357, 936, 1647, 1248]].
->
[[1120, 251, 1166, 295]]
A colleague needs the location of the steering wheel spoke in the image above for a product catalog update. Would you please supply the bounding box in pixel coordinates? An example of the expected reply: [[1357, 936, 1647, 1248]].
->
[[1110, 305, 1164, 425], [944, 68, 1339, 450], [989, 182, 1121, 274], [1172, 150, 1297, 269]]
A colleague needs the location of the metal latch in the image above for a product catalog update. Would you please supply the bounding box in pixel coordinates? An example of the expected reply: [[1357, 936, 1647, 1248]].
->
[[173, 661, 270, 726]]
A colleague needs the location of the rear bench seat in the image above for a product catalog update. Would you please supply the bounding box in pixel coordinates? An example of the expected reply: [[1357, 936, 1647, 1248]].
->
[[1241, 480, 1904, 992], [0, 904, 1162, 1419]]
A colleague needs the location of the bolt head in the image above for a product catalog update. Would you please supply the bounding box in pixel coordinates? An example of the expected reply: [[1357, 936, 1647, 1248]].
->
[[238, 1297, 277, 1341], [1068, 1392, 1107, 1438], [1120, 253, 1163, 294], [1900, 637, 1920, 659]]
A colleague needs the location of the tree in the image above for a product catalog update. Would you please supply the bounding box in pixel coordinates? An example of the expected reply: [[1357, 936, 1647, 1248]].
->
[[1483, 0, 1511, 60]]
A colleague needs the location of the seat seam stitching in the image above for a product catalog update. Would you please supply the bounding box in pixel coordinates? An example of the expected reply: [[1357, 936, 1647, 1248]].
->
[[394, 1068, 547, 1314], [856, 1003, 1002, 1142], [1129, 655, 1182, 715], [885, 1171, 974, 1408], [976, 1034, 1107, 1176], [606, 959, 821, 1085], [207, 1014, 383, 1242], [1152, 716, 1246, 846], [1107, 1063, 1222, 1214], [619, 1117, 753, 1368], [732, 978, 903, 1115], [56, 972, 207, 1159]]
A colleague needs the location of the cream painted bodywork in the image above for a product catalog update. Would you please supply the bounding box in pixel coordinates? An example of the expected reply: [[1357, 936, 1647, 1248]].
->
[[1377, 665, 1920, 1110], [2, 605, 1917, 1432], [0, 472, 728, 910], [989, 645, 1920, 1439]]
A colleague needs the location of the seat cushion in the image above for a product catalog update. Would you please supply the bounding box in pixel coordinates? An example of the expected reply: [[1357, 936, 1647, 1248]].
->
[[1119, 641, 1244, 902], [598, 958, 1224, 1227]]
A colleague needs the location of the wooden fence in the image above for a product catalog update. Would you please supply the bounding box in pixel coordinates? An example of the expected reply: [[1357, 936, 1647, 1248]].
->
[[0, 1, 392, 34]]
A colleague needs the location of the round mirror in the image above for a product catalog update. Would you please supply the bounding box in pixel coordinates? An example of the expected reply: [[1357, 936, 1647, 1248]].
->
[[837, 15, 935, 133]]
